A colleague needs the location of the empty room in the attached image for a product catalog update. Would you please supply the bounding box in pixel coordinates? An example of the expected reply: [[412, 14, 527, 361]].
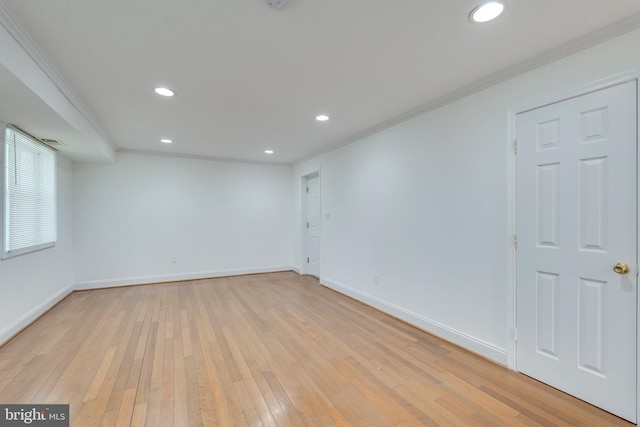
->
[[2, 0, 640, 425]]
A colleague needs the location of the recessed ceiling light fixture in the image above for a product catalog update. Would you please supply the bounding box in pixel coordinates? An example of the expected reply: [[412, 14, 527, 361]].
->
[[469, 2, 504, 23], [154, 87, 175, 97], [161, 139, 173, 144], [315, 114, 330, 122], [264, 149, 275, 154]]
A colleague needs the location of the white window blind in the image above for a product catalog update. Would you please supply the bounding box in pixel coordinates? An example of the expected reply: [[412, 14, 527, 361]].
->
[[3, 126, 57, 258]]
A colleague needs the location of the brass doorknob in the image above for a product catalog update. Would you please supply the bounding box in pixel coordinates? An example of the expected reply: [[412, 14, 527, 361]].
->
[[613, 262, 630, 275]]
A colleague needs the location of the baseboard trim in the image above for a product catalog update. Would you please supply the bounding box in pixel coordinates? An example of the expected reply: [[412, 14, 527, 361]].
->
[[0, 284, 73, 346], [74, 265, 296, 290], [320, 277, 507, 365]]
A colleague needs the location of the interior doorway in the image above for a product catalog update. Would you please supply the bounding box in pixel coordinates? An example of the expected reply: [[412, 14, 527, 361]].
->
[[303, 172, 321, 278]]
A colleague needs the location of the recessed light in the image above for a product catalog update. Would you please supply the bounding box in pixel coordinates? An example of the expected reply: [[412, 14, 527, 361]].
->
[[469, 2, 504, 23], [264, 150, 274, 154], [161, 139, 173, 144], [154, 87, 175, 97], [316, 114, 330, 122]]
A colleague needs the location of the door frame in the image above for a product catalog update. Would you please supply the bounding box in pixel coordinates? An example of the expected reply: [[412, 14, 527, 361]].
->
[[507, 70, 640, 418], [300, 170, 321, 277]]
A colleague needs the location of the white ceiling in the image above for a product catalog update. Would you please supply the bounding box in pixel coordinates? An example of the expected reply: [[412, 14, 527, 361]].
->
[[2, 0, 640, 164]]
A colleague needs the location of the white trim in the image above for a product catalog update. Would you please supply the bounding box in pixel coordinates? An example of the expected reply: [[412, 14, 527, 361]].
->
[[0, 284, 72, 346], [635, 76, 640, 424], [74, 265, 296, 290], [321, 277, 508, 365], [506, 109, 518, 370]]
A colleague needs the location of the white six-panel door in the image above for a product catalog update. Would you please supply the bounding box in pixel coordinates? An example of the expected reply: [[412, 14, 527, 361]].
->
[[306, 175, 321, 277], [516, 81, 637, 422]]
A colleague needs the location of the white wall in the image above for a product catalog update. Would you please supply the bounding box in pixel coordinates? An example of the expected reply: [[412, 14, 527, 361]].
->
[[0, 155, 74, 344], [73, 152, 293, 288], [293, 28, 640, 364]]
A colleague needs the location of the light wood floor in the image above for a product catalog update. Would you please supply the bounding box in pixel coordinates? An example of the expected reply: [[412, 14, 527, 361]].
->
[[0, 272, 633, 426]]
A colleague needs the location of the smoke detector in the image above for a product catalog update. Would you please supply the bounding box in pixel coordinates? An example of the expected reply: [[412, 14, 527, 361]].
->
[[266, 0, 290, 11]]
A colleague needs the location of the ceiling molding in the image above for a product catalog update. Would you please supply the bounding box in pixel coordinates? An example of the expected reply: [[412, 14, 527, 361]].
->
[[0, 1, 116, 155], [295, 12, 640, 165], [117, 148, 292, 167]]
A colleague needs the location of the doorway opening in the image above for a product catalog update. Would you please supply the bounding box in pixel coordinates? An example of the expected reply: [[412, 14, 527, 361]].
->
[[301, 172, 321, 278]]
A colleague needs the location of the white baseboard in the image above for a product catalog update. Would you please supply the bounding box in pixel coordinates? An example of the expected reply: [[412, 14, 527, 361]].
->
[[0, 284, 73, 346], [320, 277, 507, 365], [74, 265, 296, 290]]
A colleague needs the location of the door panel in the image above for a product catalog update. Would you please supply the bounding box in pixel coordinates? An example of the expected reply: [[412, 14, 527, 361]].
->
[[516, 81, 637, 422]]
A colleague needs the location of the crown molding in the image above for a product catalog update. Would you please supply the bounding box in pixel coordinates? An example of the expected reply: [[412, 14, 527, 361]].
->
[[117, 148, 292, 167], [0, 1, 116, 156], [295, 12, 640, 165]]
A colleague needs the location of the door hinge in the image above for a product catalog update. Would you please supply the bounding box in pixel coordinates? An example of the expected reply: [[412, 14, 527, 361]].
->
[[513, 234, 518, 249], [306, 187, 309, 193], [513, 139, 518, 154], [307, 257, 310, 263], [306, 222, 309, 228]]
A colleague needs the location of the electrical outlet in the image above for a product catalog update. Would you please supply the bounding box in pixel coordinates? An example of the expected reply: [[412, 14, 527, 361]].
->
[[373, 275, 379, 284], [171, 256, 177, 263]]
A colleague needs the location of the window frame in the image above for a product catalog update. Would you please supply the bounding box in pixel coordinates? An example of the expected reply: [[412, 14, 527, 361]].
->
[[2, 124, 57, 259]]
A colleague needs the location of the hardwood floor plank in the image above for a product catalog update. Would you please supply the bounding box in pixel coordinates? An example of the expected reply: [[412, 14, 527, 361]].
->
[[0, 272, 633, 426], [83, 347, 117, 402], [130, 402, 148, 427], [114, 388, 137, 427], [222, 327, 279, 427], [100, 409, 118, 427], [76, 377, 116, 426], [173, 336, 189, 427]]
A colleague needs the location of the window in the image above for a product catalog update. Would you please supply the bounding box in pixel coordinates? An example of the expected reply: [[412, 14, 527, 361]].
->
[[2, 125, 57, 259]]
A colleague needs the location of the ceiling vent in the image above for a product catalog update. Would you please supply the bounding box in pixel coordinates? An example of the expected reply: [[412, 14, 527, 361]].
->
[[39, 138, 66, 149], [266, 0, 290, 11]]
